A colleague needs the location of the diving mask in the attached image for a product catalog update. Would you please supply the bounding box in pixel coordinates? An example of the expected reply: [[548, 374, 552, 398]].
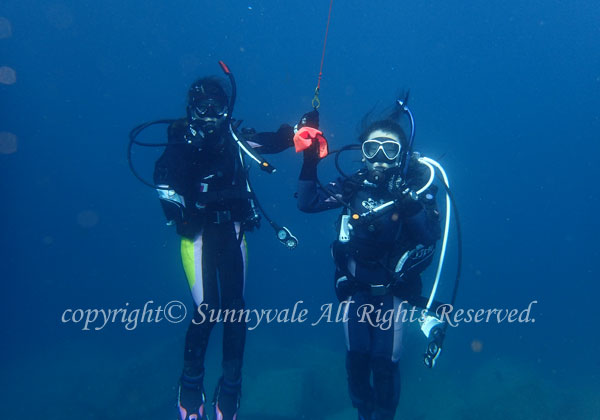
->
[[362, 137, 402, 161]]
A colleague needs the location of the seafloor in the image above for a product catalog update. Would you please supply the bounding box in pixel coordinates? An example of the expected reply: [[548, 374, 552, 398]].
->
[[4, 322, 597, 420]]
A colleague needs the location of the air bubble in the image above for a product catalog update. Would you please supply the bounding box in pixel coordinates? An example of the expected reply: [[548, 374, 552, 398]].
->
[[77, 210, 99, 228], [0, 17, 11, 39], [0, 66, 16, 85], [0, 132, 18, 154]]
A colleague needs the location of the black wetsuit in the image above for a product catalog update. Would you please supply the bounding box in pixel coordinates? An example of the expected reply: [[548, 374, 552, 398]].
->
[[297, 157, 441, 420], [154, 118, 293, 414]]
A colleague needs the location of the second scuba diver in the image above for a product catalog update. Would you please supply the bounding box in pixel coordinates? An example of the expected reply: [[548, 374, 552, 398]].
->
[[141, 63, 317, 420], [296, 100, 444, 420]]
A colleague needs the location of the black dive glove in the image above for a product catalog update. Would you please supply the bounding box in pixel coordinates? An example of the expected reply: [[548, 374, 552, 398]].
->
[[334, 275, 356, 302], [296, 109, 319, 130], [296, 109, 322, 180], [397, 192, 423, 219], [241, 212, 261, 232], [391, 271, 423, 299]]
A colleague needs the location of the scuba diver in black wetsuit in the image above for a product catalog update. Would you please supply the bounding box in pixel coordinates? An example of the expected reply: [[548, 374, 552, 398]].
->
[[296, 100, 448, 420], [129, 63, 314, 420]]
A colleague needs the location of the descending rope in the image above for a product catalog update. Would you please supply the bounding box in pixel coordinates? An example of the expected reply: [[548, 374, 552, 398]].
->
[[312, 0, 334, 109]]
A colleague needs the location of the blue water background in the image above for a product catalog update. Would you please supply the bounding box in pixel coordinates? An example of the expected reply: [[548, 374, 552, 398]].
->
[[1, 0, 599, 418]]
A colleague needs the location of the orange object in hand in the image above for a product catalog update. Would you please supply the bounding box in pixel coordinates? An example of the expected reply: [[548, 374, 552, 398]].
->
[[293, 127, 329, 158]]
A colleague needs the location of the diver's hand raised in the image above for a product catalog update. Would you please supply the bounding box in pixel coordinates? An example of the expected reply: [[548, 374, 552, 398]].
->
[[295, 109, 319, 131]]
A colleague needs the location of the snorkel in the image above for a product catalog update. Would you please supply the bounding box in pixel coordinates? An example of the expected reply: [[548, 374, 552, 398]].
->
[[218, 61, 276, 174], [218, 61, 236, 122], [217, 61, 298, 248], [396, 91, 416, 182], [127, 61, 298, 249]]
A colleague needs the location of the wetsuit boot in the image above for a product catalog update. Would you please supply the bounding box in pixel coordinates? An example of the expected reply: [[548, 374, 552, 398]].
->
[[213, 376, 241, 420], [178, 373, 208, 420]]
